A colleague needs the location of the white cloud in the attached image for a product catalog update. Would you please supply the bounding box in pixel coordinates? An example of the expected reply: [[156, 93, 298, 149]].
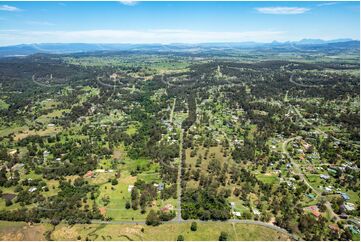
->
[[0, 29, 286, 45], [256, 7, 310, 15], [26, 21, 55, 26], [317, 2, 337, 7], [119, 1, 138, 6], [0, 5, 22, 12]]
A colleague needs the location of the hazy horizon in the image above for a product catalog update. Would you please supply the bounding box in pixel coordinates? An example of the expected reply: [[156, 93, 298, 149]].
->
[[0, 1, 359, 46]]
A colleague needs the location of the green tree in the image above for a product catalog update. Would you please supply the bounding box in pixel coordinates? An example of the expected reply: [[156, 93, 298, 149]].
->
[[177, 235, 184, 241], [219, 231, 228, 241], [111, 178, 118, 186], [125, 201, 131, 209], [146, 210, 160, 226], [190, 221, 197, 231]]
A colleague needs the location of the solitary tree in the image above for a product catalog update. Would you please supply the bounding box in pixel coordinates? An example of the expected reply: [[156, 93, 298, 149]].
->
[[219, 231, 228, 241], [190, 221, 197, 231], [177, 235, 184, 241], [146, 209, 160, 226]]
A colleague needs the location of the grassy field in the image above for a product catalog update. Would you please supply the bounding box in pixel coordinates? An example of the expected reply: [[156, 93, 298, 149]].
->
[[51, 222, 290, 241], [0, 100, 9, 110], [0, 221, 51, 241], [0, 221, 290, 241]]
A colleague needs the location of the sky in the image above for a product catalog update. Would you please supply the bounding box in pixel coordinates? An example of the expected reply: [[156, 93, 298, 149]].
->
[[0, 1, 359, 46]]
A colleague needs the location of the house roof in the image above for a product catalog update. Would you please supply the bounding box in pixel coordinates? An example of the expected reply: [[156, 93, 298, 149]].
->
[[311, 210, 321, 217], [340, 193, 350, 200], [328, 224, 340, 232]]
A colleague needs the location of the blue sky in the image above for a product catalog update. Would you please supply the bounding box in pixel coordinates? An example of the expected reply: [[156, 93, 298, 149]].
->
[[0, 1, 359, 46]]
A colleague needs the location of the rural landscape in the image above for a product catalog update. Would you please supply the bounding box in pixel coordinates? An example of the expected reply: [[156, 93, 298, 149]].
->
[[0, 1, 360, 241]]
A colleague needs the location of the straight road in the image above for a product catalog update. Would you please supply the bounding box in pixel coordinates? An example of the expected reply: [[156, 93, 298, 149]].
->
[[176, 128, 184, 222], [170, 98, 176, 124]]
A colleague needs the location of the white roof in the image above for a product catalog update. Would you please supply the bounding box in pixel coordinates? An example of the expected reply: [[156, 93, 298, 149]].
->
[[128, 185, 134, 192], [28, 187, 37, 192]]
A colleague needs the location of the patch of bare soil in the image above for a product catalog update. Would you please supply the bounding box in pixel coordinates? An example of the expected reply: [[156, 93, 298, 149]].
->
[[0, 223, 48, 241]]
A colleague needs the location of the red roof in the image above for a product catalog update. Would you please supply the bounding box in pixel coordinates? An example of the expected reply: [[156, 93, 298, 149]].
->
[[85, 170, 93, 177], [311, 210, 321, 217], [306, 205, 318, 211]]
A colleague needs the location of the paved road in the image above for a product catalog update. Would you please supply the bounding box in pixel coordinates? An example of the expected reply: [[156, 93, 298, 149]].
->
[[282, 94, 344, 222], [169, 98, 176, 124], [292, 104, 359, 147], [32, 74, 65, 88], [289, 73, 321, 88], [282, 136, 320, 196], [281, 130, 343, 222], [176, 128, 184, 222], [325, 201, 340, 222]]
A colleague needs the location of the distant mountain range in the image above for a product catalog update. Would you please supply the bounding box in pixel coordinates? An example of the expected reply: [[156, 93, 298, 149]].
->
[[0, 39, 359, 57]]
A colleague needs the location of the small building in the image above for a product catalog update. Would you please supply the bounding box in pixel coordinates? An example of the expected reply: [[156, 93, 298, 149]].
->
[[232, 211, 241, 217], [307, 194, 316, 200], [128, 185, 134, 192], [302, 142, 313, 153], [230, 202, 235, 208], [320, 174, 330, 180], [344, 203, 355, 211], [328, 224, 340, 233], [11, 163, 24, 171], [311, 210, 321, 218], [340, 193, 350, 201], [157, 183, 164, 191], [305, 205, 319, 211], [340, 213, 348, 219], [8, 149, 17, 156], [252, 208, 261, 216], [161, 203, 174, 212], [28, 187, 37, 193], [327, 168, 338, 176], [349, 225, 359, 235], [84, 170, 94, 178], [325, 187, 333, 193], [95, 169, 105, 173]]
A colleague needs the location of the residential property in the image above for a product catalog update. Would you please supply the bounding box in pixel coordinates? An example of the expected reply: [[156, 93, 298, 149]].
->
[[320, 174, 330, 180], [307, 194, 316, 200], [161, 203, 174, 212], [128, 185, 134, 193], [349, 225, 359, 235], [252, 208, 261, 216], [328, 224, 340, 233], [327, 168, 338, 176], [340, 193, 350, 201], [28, 187, 37, 193], [344, 203, 355, 211], [325, 187, 333, 193], [84, 170, 94, 178], [8, 149, 17, 156], [157, 183, 164, 191], [311, 210, 321, 218], [340, 213, 348, 219]]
